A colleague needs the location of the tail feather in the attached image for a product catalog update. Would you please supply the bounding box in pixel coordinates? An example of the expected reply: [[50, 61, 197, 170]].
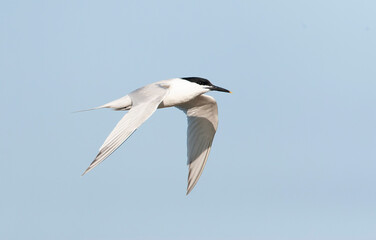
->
[[72, 106, 104, 113], [73, 95, 132, 113]]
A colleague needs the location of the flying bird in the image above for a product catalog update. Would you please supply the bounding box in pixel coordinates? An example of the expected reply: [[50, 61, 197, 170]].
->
[[81, 77, 231, 194]]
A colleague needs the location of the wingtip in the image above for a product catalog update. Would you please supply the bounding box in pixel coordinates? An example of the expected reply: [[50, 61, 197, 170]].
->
[[81, 167, 92, 176], [186, 184, 195, 195]]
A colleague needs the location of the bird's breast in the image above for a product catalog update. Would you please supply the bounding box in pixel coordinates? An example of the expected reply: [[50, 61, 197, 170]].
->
[[156, 79, 208, 109], [158, 91, 197, 108]]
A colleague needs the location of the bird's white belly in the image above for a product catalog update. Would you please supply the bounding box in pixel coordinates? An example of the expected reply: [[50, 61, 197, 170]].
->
[[158, 91, 197, 108], [153, 78, 209, 109]]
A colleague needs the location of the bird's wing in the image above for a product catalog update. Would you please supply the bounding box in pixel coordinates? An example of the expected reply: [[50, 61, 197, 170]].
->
[[82, 83, 170, 175], [178, 94, 218, 195]]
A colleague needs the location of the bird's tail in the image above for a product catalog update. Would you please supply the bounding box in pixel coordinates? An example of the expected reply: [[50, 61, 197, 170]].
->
[[73, 95, 132, 113], [72, 106, 105, 113]]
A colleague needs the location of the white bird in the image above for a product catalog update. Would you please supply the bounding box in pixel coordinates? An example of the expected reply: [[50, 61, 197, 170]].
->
[[81, 77, 231, 195]]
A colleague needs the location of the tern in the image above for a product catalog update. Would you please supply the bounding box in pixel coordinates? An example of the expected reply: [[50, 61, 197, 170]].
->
[[82, 77, 231, 194]]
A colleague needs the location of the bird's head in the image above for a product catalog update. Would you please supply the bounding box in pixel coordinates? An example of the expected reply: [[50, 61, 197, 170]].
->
[[181, 77, 231, 94]]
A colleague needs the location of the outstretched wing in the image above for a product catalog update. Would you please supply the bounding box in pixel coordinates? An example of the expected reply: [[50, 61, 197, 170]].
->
[[178, 94, 218, 195], [82, 83, 170, 175]]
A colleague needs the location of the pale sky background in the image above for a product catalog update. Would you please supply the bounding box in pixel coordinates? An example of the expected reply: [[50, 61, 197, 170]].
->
[[1, 0, 376, 239]]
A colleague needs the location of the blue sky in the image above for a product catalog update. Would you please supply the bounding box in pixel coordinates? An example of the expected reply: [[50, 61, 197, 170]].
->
[[1, 0, 376, 239]]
